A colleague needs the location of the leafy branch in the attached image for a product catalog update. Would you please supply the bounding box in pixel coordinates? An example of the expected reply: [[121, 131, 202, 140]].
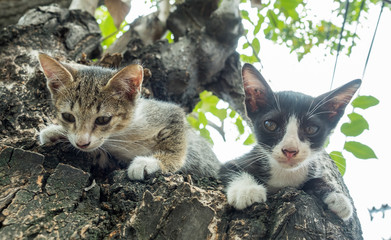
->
[[330, 95, 379, 175], [95, 6, 129, 49], [240, 0, 390, 61], [187, 91, 255, 146]]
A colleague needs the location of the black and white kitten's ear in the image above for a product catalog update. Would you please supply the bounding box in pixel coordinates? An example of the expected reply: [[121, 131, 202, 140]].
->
[[314, 79, 361, 125], [242, 63, 273, 115], [104, 64, 144, 101], [38, 53, 75, 96]]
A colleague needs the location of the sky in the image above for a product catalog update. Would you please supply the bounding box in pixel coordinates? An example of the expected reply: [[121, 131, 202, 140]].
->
[[128, 1, 391, 239]]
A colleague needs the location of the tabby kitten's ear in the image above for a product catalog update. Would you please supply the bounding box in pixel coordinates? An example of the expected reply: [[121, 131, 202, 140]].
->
[[314, 79, 361, 126], [242, 63, 274, 116], [104, 64, 143, 101], [38, 53, 75, 96]]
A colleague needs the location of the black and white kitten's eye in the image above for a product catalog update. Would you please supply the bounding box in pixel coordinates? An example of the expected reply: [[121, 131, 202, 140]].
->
[[95, 116, 112, 125], [264, 120, 278, 132], [305, 125, 319, 135], [62, 113, 75, 123]]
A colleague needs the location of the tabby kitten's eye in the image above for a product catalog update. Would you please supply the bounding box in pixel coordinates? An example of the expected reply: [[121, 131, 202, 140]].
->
[[95, 116, 112, 125], [264, 120, 278, 132], [305, 125, 319, 135], [62, 113, 75, 123]]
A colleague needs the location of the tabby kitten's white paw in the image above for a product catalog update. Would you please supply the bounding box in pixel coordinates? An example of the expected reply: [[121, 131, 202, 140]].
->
[[127, 156, 161, 180], [226, 172, 267, 210], [39, 124, 66, 145], [324, 192, 353, 221]]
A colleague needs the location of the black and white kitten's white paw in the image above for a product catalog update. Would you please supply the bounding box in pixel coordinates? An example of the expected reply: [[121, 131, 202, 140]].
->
[[324, 192, 353, 221], [226, 172, 267, 210], [127, 156, 161, 180], [39, 124, 67, 145]]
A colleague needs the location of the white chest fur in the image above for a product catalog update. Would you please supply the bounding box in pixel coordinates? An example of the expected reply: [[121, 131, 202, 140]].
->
[[267, 162, 309, 193]]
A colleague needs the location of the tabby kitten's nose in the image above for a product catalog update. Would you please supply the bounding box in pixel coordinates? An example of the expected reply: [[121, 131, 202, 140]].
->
[[76, 142, 91, 149]]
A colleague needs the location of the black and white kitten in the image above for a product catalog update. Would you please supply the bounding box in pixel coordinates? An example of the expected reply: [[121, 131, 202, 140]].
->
[[219, 63, 361, 221]]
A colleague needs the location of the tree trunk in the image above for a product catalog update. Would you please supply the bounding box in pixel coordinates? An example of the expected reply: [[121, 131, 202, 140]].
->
[[0, 2, 363, 239], [0, 0, 72, 28]]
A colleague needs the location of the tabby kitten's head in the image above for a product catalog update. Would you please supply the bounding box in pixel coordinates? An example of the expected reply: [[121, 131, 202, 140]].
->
[[38, 53, 143, 152], [242, 63, 361, 169]]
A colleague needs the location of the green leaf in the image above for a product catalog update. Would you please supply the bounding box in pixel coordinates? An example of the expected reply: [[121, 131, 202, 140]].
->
[[187, 115, 199, 129], [165, 30, 174, 44], [199, 91, 219, 112], [199, 90, 213, 100], [229, 109, 236, 118], [329, 151, 346, 176], [241, 10, 254, 25], [198, 112, 208, 127], [240, 54, 258, 64], [252, 38, 261, 55], [323, 136, 330, 148], [243, 133, 256, 145], [340, 112, 369, 137], [199, 128, 213, 145], [235, 118, 245, 135], [243, 42, 250, 49], [95, 6, 118, 48], [253, 18, 263, 35], [212, 108, 227, 122], [351, 95, 379, 109], [344, 141, 377, 159]]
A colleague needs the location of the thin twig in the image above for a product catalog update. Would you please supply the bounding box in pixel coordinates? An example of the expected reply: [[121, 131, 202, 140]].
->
[[100, 23, 130, 43], [244, 34, 263, 65]]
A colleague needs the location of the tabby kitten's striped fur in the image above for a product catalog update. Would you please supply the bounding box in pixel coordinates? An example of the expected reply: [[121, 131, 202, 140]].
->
[[38, 53, 220, 179]]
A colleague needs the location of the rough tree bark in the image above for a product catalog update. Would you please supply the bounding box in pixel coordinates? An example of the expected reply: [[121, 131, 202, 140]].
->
[[0, 1, 363, 239], [0, 0, 72, 28]]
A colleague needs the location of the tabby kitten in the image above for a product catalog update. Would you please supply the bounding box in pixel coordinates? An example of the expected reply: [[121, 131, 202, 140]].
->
[[38, 53, 220, 179], [219, 63, 361, 221]]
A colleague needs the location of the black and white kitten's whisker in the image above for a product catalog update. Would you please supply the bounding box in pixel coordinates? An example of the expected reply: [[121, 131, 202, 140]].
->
[[307, 96, 335, 117], [240, 157, 266, 170], [333, 161, 346, 172], [328, 152, 346, 170], [266, 102, 279, 112], [273, 92, 282, 112], [308, 94, 352, 117], [307, 110, 336, 119], [306, 98, 316, 116], [306, 89, 343, 116], [255, 142, 272, 151]]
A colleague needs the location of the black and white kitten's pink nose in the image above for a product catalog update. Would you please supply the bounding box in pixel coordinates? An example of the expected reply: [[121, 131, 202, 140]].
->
[[282, 148, 299, 159]]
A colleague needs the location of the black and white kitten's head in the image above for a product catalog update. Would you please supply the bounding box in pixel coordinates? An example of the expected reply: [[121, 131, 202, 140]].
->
[[242, 63, 361, 169]]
